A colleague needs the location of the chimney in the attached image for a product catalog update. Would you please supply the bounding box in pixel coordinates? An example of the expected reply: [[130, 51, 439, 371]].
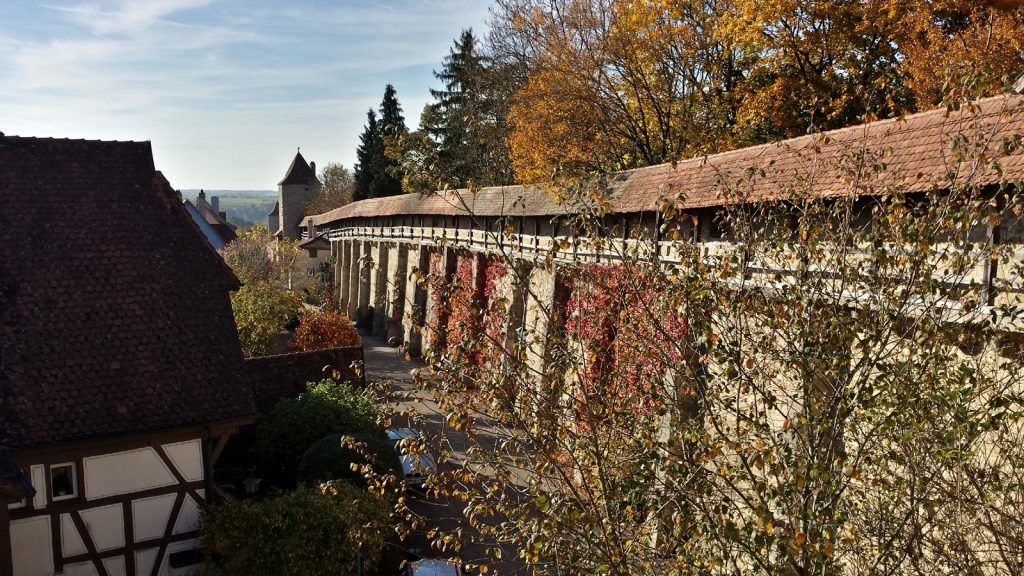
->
[[211, 195, 220, 213], [219, 211, 227, 220], [197, 189, 206, 203], [307, 217, 315, 238], [310, 161, 316, 175]]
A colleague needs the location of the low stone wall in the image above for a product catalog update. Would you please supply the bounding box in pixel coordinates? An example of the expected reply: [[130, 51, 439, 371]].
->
[[245, 346, 365, 413]]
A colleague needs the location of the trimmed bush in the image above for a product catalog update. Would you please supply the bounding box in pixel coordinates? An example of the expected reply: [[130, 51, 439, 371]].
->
[[253, 379, 385, 487], [199, 483, 392, 576], [298, 433, 401, 486], [290, 309, 361, 352]]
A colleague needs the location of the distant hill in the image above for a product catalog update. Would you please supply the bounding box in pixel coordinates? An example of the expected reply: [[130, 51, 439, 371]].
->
[[181, 189, 277, 230]]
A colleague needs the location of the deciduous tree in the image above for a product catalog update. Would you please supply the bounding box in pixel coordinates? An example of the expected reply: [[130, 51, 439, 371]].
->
[[305, 162, 355, 215]]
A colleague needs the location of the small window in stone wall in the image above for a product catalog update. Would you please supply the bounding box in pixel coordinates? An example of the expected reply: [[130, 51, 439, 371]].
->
[[50, 462, 77, 502], [308, 248, 317, 258]]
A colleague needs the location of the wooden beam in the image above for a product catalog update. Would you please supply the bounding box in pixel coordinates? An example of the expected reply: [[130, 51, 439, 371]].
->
[[150, 492, 185, 576], [151, 443, 206, 506], [69, 510, 110, 576], [209, 433, 232, 467]]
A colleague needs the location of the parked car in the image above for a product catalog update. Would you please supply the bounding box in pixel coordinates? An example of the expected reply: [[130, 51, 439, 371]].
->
[[408, 558, 463, 576], [386, 428, 437, 487]]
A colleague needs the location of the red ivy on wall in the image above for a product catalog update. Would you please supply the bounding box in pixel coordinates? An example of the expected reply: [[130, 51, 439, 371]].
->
[[446, 253, 483, 362], [480, 256, 510, 369], [564, 264, 689, 419], [427, 251, 447, 352]]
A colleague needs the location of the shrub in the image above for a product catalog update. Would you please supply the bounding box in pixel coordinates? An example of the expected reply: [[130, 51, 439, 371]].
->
[[298, 433, 401, 486], [231, 282, 304, 357], [199, 483, 392, 576], [252, 380, 385, 487], [289, 309, 362, 352]]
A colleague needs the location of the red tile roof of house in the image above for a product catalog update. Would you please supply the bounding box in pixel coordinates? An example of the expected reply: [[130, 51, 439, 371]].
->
[[309, 93, 1024, 226], [298, 232, 331, 251], [0, 136, 257, 449], [194, 195, 238, 244]]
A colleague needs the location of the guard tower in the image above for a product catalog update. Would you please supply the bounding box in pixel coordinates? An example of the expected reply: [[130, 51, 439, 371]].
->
[[275, 150, 320, 240]]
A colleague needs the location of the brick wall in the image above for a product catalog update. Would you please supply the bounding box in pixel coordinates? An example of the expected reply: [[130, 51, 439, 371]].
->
[[244, 346, 365, 413]]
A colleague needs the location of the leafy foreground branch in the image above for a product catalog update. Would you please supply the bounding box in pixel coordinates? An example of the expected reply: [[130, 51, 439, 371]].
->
[[409, 102, 1024, 575]]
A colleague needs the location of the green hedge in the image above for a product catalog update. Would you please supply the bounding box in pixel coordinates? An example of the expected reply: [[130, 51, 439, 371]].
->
[[253, 379, 385, 488], [298, 433, 401, 486], [200, 484, 392, 576]]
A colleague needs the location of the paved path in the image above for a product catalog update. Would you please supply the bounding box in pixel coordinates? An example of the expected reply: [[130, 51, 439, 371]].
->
[[360, 333, 525, 575]]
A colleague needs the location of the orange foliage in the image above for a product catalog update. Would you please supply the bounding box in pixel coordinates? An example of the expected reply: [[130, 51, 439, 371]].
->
[[289, 309, 362, 352], [896, 0, 1024, 105]]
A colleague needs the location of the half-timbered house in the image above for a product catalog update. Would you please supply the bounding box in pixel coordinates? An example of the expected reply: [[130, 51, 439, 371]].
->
[[0, 136, 258, 576]]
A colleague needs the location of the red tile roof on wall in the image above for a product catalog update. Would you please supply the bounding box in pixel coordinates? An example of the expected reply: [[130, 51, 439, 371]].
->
[[309, 93, 1024, 226], [0, 136, 257, 449]]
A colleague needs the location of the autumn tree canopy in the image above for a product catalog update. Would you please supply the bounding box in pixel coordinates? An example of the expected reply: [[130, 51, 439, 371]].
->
[[486, 0, 1024, 183], [304, 162, 355, 215]]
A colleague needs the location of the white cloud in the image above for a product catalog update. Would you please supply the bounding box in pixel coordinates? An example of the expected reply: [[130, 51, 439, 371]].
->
[[42, 0, 216, 35], [0, 0, 492, 189]]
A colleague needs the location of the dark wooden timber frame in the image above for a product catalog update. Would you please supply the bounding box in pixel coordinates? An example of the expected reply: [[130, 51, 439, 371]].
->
[[3, 417, 251, 576]]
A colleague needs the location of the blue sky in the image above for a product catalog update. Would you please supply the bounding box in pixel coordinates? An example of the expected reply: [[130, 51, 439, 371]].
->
[[0, 0, 492, 189]]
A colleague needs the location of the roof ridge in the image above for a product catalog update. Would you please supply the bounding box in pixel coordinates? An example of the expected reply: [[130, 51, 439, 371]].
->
[[0, 135, 151, 144]]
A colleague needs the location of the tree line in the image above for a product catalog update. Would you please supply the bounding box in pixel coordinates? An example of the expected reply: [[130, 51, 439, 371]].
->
[[321, 0, 1024, 211]]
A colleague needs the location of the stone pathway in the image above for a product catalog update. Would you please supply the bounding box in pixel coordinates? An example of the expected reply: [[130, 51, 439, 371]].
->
[[359, 333, 525, 575]]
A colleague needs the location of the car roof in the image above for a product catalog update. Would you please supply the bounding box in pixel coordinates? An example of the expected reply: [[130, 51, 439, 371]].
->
[[387, 427, 419, 440], [409, 558, 461, 576]]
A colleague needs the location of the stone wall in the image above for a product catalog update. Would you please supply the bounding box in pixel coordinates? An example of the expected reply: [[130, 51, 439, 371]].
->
[[244, 346, 365, 413]]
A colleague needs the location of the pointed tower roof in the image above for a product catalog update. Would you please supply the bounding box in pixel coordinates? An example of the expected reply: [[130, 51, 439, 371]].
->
[[278, 150, 318, 186]]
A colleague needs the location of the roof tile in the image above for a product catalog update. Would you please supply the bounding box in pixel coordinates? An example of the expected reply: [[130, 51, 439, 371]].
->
[[0, 136, 257, 449]]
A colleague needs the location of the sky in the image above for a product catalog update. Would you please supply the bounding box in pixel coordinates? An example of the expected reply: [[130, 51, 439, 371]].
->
[[0, 0, 492, 190]]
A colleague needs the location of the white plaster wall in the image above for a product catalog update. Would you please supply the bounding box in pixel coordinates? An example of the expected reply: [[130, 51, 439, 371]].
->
[[161, 439, 203, 482], [60, 557, 126, 576], [102, 556, 127, 576], [132, 493, 177, 542], [11, 516, 52, 576], [135, 548, 158, 576], [30, 465, 46, 510], [84, 448, 176, 500], [80, 503, 125, 552], [60, 513, 87, 557], [172, 491, 203, 535], [61, 561, 99, 576]]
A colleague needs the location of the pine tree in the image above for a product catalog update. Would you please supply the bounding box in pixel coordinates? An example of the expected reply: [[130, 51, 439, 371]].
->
[[372, 84, 405, 198], [426, 29, 514, 188], [353, 109, 380, 202], [354, 86, 407, 201]]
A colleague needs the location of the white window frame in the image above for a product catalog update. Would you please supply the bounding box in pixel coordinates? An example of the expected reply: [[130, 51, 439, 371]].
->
[[7, 497, 26, 510], [50, 462, 78, 502]]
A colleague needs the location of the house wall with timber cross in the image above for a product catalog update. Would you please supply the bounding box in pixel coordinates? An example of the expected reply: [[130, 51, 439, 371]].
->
[[0, 136, 258, 576]]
